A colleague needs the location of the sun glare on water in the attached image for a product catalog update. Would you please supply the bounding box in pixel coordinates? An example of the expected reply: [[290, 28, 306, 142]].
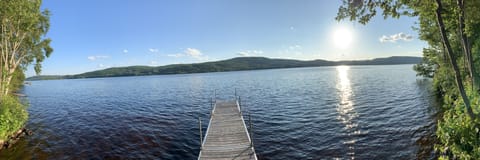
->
[[333, 27, 353, 49]]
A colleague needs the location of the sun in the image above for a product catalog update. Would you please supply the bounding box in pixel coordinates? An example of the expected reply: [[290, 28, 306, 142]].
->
[[333, 27, 353, 49]]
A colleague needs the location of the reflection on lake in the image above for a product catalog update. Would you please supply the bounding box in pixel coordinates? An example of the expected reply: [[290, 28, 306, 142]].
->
[[336, 66, 358, 159], [0, 65, 438, 159]]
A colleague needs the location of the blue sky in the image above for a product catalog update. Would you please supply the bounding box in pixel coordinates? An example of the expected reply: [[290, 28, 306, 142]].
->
[[30, 0, 426, 77]]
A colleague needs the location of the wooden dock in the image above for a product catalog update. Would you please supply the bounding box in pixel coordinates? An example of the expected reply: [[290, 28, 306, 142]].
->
[[198, 100, 257, 160]]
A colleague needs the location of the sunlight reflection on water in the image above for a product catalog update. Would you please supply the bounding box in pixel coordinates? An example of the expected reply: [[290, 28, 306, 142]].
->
[[336, 66, 358, 159]]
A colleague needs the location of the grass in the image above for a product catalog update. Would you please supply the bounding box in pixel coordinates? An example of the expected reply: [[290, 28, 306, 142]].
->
[[0, 95, 28, 141]]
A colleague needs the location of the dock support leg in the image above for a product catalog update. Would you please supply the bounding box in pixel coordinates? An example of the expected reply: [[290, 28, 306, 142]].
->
[[214, 89, 217, 101], [239, 97, 242, 112], [249, 113, 253, 148], [210, 97, 214, 117], [199, 117, 203, 150]]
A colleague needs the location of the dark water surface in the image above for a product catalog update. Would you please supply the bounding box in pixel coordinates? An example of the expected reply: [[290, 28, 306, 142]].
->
[[0, 65, 438, 159]]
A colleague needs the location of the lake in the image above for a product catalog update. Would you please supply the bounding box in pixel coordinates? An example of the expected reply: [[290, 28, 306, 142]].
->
[[0, 65, 438, 159]]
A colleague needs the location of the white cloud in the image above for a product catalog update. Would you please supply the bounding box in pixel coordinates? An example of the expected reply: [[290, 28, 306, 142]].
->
[[184, 48, 208, 60], [123, 49, 128, 53], [379, 32, 414, 43], [167, 53, 184, 58], [165, 48, 207, 60], [290, 26, 295, 31], [237, 52, 250, 57], [289, 45, 302, 50], [252, 50, 263, 54], [279, 45, 303, 56], [149, 48, 159, 53], [87, 55, 109, 61], [185, 48, 202, 57], [98, 63, 110, 68], [237, 50, 263, 57]]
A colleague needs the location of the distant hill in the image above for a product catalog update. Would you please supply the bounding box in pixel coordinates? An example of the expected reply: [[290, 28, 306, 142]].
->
[[26, 56, 421, 81], [25, 75, 66, 81]]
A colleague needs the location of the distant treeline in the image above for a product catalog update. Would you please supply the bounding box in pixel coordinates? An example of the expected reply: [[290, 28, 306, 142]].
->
[[27, 56, 421, 81]]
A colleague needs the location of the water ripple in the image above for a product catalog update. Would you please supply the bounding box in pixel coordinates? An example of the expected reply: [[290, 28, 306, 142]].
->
[[0, 65, 438, 159]]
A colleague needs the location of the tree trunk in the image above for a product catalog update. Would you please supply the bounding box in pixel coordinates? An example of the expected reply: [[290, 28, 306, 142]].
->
[[435, 0, 476, 120], [0, 65, 14, 97], [4, 74, 13, 95], [457, 0, 476, 90], [0, 69, 6, 99]]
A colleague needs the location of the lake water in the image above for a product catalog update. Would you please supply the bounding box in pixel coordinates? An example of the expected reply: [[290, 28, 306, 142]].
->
[[0, 65, 438, 159]]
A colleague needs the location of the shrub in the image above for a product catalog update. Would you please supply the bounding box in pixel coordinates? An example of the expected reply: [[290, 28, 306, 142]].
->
[[0, 96, 28, 141]]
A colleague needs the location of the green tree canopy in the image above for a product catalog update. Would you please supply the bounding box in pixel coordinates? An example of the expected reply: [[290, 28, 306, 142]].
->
[[0, 0, 52, 96]]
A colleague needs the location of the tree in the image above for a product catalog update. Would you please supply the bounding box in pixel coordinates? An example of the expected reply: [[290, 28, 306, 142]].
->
[[336, 0, 478, 120], [0, 0, 52, 97]]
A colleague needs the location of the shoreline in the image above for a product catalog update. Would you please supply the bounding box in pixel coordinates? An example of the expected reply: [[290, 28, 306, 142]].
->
[[0, 128, 31, 151]]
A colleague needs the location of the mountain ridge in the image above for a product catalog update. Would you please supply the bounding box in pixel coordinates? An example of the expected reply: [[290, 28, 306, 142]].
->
[[27, 56, 421, 81]]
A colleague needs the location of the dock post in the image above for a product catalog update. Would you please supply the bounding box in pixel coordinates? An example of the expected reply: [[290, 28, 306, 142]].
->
[[249, 113, 253, 148], [235, 88, 237, 100], [210, 97, 213, 118], [238, 96, 242, 111], [214, 90, 217, 102], [199, 117, 203, 150]]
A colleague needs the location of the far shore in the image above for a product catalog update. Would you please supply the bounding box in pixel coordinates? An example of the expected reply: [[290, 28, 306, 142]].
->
[[27, 56, 421, 81]]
